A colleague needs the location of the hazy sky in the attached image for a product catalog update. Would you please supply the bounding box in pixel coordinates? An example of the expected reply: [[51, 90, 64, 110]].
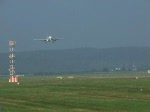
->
[[0, 0, 149, 52]]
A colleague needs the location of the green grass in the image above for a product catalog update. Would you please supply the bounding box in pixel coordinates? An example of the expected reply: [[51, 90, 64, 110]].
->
[[0, 73, 150, 112]]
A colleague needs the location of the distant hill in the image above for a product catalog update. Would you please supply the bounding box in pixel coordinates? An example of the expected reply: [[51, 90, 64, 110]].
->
[[1, 47, 150, 74]]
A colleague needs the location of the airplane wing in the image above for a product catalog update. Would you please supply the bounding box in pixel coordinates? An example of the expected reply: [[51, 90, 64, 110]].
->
[[53, 38, 64, 41], [34, 39, 47, 41]]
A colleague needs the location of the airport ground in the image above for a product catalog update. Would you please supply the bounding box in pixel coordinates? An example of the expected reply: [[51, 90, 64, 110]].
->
[[0, 72, 150, 112]]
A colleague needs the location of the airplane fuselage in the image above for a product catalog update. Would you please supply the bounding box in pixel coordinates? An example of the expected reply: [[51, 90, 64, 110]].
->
[[45, 36, 56, 43]]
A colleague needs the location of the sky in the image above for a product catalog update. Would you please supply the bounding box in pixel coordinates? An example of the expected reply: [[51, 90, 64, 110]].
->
[[0, 0, 149, 52]]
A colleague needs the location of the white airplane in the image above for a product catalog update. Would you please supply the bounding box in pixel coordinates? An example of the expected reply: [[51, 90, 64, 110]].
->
[[34, 36, 63, 43]]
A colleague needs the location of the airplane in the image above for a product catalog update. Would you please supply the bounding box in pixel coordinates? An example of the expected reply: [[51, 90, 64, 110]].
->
[[34, 36, 63, 43]]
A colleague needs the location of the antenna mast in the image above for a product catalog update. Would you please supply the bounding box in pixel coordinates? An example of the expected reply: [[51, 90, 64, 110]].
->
[[9, 41, 19, 83]]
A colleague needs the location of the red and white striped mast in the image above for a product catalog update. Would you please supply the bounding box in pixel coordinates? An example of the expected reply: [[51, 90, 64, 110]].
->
[[9, 41, 19, 83]]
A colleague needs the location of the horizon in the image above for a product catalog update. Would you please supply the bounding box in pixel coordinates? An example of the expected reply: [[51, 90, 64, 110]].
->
[[1, 46, 150, 53]]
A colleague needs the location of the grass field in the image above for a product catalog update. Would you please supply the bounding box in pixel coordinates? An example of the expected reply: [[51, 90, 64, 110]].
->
[[0, 73, 150, 112]]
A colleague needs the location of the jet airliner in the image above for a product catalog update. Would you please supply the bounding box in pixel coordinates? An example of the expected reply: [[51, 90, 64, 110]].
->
[[34, 36, 63, 43]]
